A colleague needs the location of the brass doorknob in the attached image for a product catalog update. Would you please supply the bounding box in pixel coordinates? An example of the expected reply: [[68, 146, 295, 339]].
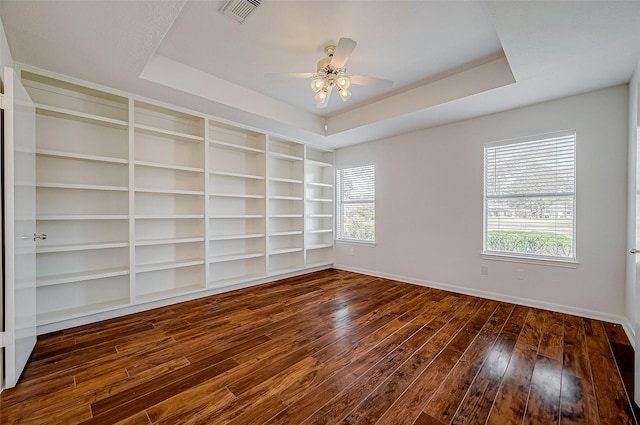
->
[[631, 248, 640, 254], [33, 233, 47, 241]]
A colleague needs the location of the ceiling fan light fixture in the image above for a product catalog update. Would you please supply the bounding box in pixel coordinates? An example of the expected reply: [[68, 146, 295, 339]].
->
[[315, 87, 329, 103], [265, 38, 391, 106], [311, 78, 326, 92], [338, 88, 351, 102], [337, 76, 350, 90]]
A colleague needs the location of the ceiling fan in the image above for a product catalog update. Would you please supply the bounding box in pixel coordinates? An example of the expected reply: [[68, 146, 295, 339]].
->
[[266, 38, 393, 108]]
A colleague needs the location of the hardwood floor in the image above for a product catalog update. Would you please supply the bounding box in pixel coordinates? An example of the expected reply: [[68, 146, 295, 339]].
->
[[0, 269, 636, 425]]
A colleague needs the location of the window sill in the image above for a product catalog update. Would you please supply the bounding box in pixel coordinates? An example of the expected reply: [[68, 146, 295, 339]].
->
[[336, 239, 376, 248], [481, 252, 578, 268]]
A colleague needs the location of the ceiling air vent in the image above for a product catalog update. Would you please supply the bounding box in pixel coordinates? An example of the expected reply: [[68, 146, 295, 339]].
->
[[220, 0, 262, 24]]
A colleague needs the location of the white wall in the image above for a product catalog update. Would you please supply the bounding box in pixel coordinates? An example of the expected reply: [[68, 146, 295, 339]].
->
[[335, 85, 629, 323]]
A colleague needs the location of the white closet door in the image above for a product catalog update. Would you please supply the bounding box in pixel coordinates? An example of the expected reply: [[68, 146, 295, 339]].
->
[[3, 67, 37, 389]]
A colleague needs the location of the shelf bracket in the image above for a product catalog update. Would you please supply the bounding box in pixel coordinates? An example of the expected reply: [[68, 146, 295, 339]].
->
[[0, 93, 12, 110]]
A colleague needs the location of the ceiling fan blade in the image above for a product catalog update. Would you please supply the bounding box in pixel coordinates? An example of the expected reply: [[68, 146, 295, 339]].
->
[[349, 74, 394, 88], [330, 38, 357, 69], [265, 72, 315, 79]]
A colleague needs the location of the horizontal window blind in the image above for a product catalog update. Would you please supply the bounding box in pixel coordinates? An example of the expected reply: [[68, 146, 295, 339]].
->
[[484, 131, 576, 260], [337, 164, 375, 242]]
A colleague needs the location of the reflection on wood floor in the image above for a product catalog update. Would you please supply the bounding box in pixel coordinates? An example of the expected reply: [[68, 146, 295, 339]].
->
[[0, 269, 636, 424]]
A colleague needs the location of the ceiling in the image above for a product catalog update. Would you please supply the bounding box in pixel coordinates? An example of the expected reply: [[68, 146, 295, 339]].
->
[[2, 1, 640, 149]]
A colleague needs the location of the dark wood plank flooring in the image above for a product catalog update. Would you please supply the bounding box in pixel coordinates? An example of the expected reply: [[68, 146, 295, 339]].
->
[[0, 269, 636, 424]]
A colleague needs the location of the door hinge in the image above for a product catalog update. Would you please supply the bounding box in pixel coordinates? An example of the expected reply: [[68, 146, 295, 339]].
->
[[0, 93, 12, 110], [0, 331, 6, 348]]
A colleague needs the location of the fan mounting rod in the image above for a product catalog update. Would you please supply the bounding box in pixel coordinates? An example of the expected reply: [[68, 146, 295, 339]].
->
[[324, 44, 336, 56], [316, 45, 344, 78]]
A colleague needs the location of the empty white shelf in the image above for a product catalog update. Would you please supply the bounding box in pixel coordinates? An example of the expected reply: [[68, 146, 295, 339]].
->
[[209, 193, 265, 199], [306, 159, 333, 167], [35, 103, 128, 129], [134, 160, 204, 173], [270, 214, 303, 218], [135, 237, 205, 246], [209, 233, 265, 241], [36, 241, 129, 253], [269, 247, 303, 255], [209, 140, 265, 154], [268, 266, 303, 276], [135, 285, 205, 304], [269, 151, 303, 161], [37, 182, 128, 192], [209, 252, 265, 263], [306, 229, 333, 234], [305, 260, 333, 268], [37, 214, 129, 220], [209, 214, 265, 219], [136, 259, 205, 274], [135, 214, 205, 219], [269, 195, 303, 201], [306, 243, 334, 250], [37, 298, 130, 327], [307, 214, 333, 218], [36, 149, 128, 164], [135, 123, 204, 143], [269, 177, 303, 184], [269, 231, 303, 236], [135, 188, 205, 196], [209, 273, 266, 288], [37, 267, 129, 287], [307, 181, 333, 188], [209, 170, 264, 180], [307, 198, 332, 202]]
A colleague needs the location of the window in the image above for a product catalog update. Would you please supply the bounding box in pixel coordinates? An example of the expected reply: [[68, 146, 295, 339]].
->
[[337, 164, 375, 243], [484, 131, 576, 261]]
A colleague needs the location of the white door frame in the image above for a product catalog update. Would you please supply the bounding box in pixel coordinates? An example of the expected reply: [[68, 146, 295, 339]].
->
[[1, 66, 37, 390], [627, 60, 640, 405]]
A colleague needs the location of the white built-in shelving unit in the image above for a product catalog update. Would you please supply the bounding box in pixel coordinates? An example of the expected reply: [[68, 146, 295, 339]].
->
[[133, 101, 207, 303], [208, 123, 267, 287], [21, 68, 335, 332], [267, 138, 305, 275], [23, 71, 131, 325], [305, 146, 335, 267]]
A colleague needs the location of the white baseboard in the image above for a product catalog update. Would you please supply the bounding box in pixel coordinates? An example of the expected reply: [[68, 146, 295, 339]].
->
[[334, 264, 634, 347], [621, 317, 636, 349]]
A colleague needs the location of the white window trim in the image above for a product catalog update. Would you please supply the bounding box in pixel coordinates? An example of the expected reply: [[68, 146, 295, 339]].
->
[[481, 252, 578, 268], [482, 130, 577, 265]]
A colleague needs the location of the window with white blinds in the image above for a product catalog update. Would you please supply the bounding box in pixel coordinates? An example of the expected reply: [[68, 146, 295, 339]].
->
[[484, 131, 576, 261], [336, 164, 375, 242]]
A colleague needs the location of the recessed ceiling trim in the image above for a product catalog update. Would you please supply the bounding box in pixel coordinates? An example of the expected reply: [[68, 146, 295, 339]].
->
[[326, 56, 516, 136], [139, 54, 325, 135]]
